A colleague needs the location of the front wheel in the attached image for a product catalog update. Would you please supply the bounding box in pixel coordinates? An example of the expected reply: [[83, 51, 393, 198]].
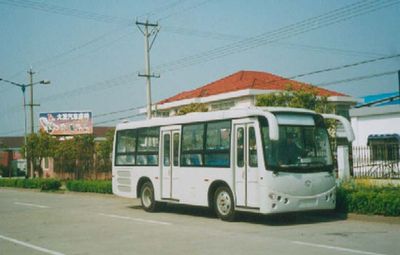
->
[[214, 186, 236, 221], [140, 182, 159, 212]]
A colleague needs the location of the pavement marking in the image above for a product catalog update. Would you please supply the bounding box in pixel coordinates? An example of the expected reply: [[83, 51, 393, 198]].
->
[[98, 213, 172, 226], [292, 241, 388, 255], [0, 234, 65, 255], [14, 202, 49, 209]]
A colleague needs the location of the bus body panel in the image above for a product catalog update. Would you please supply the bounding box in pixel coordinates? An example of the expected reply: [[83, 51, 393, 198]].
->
[[112, 107, 349, 216], [260, 171, 336, 214]]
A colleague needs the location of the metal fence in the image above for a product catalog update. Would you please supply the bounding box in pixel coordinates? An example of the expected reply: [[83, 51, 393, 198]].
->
[[352, 144, 400, 179]]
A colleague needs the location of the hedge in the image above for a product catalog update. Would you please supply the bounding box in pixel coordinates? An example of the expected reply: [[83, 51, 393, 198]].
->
[[0, 178, 61, 191], [336, 181, 400, 216], [65, 180, 112, 194]]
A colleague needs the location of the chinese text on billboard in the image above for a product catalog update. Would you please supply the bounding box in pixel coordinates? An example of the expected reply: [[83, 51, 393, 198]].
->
[[39, 111, 93, 135]]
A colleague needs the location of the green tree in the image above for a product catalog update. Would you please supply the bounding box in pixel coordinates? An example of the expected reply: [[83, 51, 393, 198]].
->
[[23, 130, 57, 178], [256, 84, 338, 140], [177, 103, 208, 115], [53, 138, 77, 176], [95, 129, 115, 173], [74, 135, 95, 179], [256, 84, 334, 113]]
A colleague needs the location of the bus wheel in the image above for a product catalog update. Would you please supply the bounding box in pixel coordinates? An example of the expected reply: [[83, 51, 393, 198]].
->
[[214, 186, 236, 221], [140, 182, 157, 212]]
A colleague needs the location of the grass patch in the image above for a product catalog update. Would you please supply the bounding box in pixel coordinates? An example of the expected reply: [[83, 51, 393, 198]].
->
[[0, 178, 61, 191], [65, 180, 112, 194], [336, 180, 400, 216]]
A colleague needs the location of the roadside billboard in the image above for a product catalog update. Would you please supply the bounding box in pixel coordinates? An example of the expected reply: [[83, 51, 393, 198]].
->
[[39, 111, 93, 135]]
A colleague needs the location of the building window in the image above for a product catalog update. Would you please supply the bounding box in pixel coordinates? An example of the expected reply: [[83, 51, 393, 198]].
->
[[368, 134, 400, 161], [211, 101, 235, 111]]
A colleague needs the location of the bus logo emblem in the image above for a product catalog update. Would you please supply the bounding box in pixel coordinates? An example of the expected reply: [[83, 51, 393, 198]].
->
[[305, 180, 312, 187]]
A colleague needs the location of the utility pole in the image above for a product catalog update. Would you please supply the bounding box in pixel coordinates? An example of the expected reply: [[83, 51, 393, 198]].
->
[[136, 19, 160, 119], [27, 67, 40, 178], [28, 68, 40, 134]]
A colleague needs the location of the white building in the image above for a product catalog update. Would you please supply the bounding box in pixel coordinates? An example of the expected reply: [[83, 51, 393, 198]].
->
[[350, 97, 400, 146]]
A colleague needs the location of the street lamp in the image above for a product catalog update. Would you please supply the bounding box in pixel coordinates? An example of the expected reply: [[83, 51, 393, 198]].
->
[[0, 76, 51, 178]]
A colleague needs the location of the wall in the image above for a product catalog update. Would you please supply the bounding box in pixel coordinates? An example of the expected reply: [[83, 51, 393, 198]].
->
[[350, 105, 400, 146]]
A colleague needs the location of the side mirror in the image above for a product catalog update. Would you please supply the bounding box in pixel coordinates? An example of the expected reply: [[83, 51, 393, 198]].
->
[[263, 112, 279, 141]]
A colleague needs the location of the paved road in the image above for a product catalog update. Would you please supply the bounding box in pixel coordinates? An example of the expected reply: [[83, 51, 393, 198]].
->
[[0, 188, 399, 255]]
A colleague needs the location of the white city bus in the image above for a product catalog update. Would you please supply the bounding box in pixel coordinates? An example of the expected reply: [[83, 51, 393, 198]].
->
[[112, 107, 354, 221]]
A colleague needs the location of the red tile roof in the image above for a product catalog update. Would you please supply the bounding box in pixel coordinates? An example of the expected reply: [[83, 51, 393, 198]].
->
[[159, 70, 347, 105]]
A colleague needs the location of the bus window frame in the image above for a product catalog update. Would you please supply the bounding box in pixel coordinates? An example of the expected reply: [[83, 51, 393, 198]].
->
[[114, 127, 161, 167], [180, 119, 232, 168], [114, 129, 137, 166]]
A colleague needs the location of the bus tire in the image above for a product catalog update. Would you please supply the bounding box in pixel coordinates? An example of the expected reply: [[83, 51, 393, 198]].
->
[[214, 186, 236, 221], [140, 182, 158, 212]]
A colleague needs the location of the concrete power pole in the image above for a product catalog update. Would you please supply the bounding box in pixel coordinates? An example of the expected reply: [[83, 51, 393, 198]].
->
[[136, 20, 160, 119], [28, 68, 36, 134], [27, 67, 40, 178]]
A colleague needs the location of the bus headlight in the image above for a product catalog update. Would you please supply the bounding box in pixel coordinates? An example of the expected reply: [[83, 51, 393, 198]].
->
[[269, 193, 277, 200]]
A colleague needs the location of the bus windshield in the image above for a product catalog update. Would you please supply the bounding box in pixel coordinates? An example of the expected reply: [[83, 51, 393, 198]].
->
[[260, 115, 333, 173]]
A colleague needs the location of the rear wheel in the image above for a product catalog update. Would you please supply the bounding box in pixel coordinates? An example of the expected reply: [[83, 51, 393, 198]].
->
[[140, 182, 158, 212], [214, 186, 236, 221]]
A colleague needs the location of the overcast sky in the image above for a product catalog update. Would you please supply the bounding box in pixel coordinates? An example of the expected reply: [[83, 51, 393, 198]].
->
[[1, 0, 399, 136]]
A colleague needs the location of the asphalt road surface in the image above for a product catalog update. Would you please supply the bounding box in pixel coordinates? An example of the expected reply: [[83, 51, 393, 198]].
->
[[0, 188, 399, 255]]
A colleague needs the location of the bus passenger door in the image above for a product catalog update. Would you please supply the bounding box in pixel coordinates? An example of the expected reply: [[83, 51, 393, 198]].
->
[[161, 129, 180, 200], [234, 122, 259, 208]]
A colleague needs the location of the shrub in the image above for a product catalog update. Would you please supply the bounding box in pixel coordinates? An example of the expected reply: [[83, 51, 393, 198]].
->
[[0, 178, 61, 191], [336, 180, 400, 216], [66, 180, 112, 194]]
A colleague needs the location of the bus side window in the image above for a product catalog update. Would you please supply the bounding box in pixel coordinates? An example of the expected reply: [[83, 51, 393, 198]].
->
[[115, 129, 136, 166], [181, 123, 204, 167], [249, 126, 258, 167], [173, 133, 180, 166], [137, 127, 160, 166], [237, 127, 244, 167], [205, 120, 231, 167]]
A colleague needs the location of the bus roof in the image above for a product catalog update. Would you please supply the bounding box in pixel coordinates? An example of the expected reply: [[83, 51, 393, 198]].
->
[[116, 107, 317, 131]]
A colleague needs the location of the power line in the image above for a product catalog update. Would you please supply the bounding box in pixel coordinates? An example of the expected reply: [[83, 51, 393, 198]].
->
[[2, 0, 398, 113], [94, 112, 144, 125], [284, 54, 400, 81], [39, 31, 133, 73], [93, 105, 146, 118], [316, 70, 399, 87], [0, 0, 133, 25], [153, 0, 400, 73], [0, 0, 203, 94], [139, 0, 187, 20], [2, 66, 399, 136], [157, 0, 212, 21], [0, 105, 146, 136], [3, 0, 394, 80], [162, 25, 386, 58]]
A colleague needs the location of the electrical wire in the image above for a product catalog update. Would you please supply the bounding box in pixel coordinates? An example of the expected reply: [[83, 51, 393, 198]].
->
[[1, 0, 399, 116], [152, 0, 400, 73], [316, 70, 399, 87]]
